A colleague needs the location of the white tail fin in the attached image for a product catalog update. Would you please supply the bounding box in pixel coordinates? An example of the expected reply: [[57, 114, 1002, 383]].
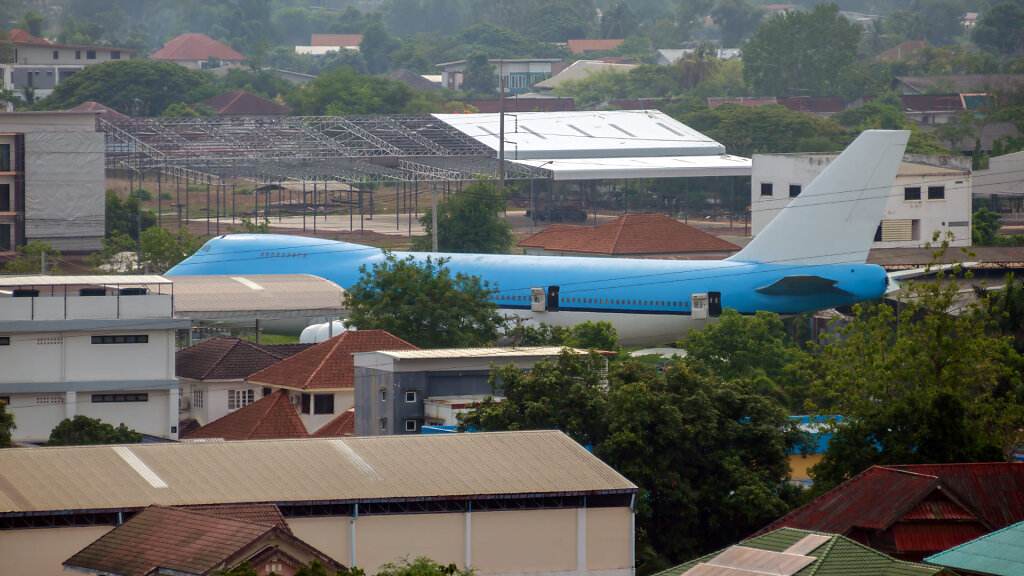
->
[[728, 130, 910, 266]]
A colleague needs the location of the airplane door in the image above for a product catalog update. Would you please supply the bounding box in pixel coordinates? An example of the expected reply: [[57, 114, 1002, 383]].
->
[[691, 293, 708, 319], [531, 287, 545, 312], [708, 291, 722, 317], [546, 285, 560, 311]]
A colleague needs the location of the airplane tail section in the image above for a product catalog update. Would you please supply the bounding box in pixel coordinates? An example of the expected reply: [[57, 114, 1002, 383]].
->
[[728, 130, 910, 266]]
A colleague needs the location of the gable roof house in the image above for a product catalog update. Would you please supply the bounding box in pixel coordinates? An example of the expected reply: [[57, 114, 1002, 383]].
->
[[754, 463, 1024, 562], [567, 39, 624, 54], [517, 213, 739, 258], [295, 33, 364, 56], [656, 527, 952, 576], [245, 330, 418, 434], [64, 505, 345, 576], [149, 33, 247, 69], [199, 90, 291, 115], [175, 338, 312, 430]]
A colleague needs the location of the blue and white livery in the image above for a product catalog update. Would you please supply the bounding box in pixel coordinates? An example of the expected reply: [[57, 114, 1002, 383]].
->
[[167, 130, 910, 344]]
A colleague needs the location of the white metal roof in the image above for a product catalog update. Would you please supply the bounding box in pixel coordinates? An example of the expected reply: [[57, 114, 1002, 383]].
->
[[0, 431, 635, 513], [170, 274, 345, 320], [0, 275, 172, 287], [512, 154, 751, 180], [361, 346, 584, 360], [436, 110, 727, 160]]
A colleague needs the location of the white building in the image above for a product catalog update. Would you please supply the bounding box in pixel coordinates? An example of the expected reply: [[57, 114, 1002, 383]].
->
[[436, 58, 561, 95], [0, 276, 190, 442], [751, 152, 972, 248], [0, 111, 106, 253]]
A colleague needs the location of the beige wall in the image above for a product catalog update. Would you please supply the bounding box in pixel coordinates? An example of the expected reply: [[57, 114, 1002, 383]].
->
[[0, 525, 111, 576], [289, 516, 352, 565], [357, 513, 466, 571], [472, 509, 577, 573], [586, 507, 632, 570], [789, 453, 824, 481]]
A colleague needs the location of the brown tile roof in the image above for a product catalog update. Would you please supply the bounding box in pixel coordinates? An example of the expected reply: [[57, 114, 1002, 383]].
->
[[182, 390, 309, 441], [176, 338, 310, 381], [877, 41, 927, 62], [150, 33, 246, 62], [567, 39, 624, 53], [63, 505, 275, 576], [177, 503, 290, 530], [311, 33, 363, 47], [313, 408, 355, 437], [199, 90, 291, 115], [69, 101, 129, 118], [517, 213, 740, 255], [7, 28, 49, 44], [247, 330, 418, 390]]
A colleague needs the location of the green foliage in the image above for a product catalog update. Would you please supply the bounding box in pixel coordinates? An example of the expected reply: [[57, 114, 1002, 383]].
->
[[83, 231, 137, 272], [285, 67, 441, 116], [678, 310, 810, 410], [461, 353, 801, 560], [601, 2, 639, 39], [712, 0, 764, 48], [0, 398, 15, 448], [461, 52, 496, 96], [217, 68, 296, 101], [237, 217, 271, 233], [982, 274, 1024, 354], [973, 207, 1002, 245], [808, 251, 1024, 490], [375, 556, 473, 576], [2, 241, 62, 274], [139, 227, 206, 274], [682, 103, 842, 157], [46, 415, 143, 446], [564, 320, 621, 353], [343, 253, 504, 347], [743, 4, 861, 97], [34, 60, 214, 116], [106, 190, 155, 242], [412, 181, 514, 254], [972, 2, 1024, 55], [160, 102, 215, 118], [361, 22, 402, 75]]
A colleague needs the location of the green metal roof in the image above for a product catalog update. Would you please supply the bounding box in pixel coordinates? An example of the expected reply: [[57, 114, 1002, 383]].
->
[[925, 520, 1024, 576], [654, 528, 950, 576]]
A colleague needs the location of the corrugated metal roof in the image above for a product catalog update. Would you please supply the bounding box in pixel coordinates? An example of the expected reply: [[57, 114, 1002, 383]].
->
[[369, 346, 584, 360], [171, 274, 345, 318], [0, 431, 635, 514], [925, 520, 1024, 576], [0, 275, 171, 287], [892, 523, 988, 553]]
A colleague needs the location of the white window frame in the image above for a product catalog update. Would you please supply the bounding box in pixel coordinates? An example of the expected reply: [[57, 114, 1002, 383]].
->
[[228, 389, 255, 410], [405, 390, 417, 403]]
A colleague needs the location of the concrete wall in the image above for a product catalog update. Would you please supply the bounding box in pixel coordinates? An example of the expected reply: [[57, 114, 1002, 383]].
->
[[0, 525, 110, 576]]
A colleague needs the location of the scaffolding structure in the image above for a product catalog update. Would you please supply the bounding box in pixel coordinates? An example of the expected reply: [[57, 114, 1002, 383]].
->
[[99, 115, 548, 184]]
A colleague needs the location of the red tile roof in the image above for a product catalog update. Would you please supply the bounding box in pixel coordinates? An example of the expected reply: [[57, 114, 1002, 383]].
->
[[313, 408, 355, 437], [150, 33, 246, 62], [176, 503, 290, 531], [311, 34, 363, 47], [877, 41, 927, 62], [63, 505, 276, 576], [517, 213, 739, 256], [567, 39, 624, 53], [182, 390, 309, 441], [247, 330, 418, 390], [754, 463, 1024, 559], [69, 101, 129, 118], [176, 338, 310, 381], [200, 90, 291, 115], [7, 28, 49, 44]]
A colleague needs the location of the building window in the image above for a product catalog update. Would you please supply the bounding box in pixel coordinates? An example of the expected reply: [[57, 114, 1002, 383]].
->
[[300, 393, 311, 414], [904, 187, 921, 201], [192, 389, 204, 408], [0, 183, 9, 211], [0, 143, 10, 171], [760, 182, 773, 197], [92, 393, 148, 403], [92, 335, 149, 344], [405, 419, 417, 432], [0, 336, 9, 346], [37, 394, 65, 405], [788, 184, 801, 198], [380, 418, 387, 431], [405, 390, 417, 403], [75, 50, 81, 60], [53, 50, 59, 60], [228, 389, 254, 410], [380, 390, 387, 402], [928, 186, 945, 200], [313, 394, 334, 414], [111, 51, 120, 60], [86, 50, 96, 60]]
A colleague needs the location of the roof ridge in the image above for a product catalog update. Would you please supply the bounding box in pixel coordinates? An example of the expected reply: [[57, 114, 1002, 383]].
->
[[167, 503, 281, 530], [206, 338, 243, 379]]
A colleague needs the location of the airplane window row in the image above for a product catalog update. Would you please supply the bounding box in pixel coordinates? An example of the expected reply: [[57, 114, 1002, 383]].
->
[[261, 252, 308, 258], [492, 295, 690, 307]]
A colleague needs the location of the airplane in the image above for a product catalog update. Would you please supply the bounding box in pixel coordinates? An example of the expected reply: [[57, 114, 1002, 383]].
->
[[166, 130, 911, 345]]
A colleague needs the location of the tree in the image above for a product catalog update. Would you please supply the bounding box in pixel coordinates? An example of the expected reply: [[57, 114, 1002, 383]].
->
[[461, 52, 496, 96], [564, 320, 621, 352], [343, 253, 505, 347], [0, 399, 14, 448], [678, 0, 715, 38], [105, 190, 155, 242], [808, 252, 1024, 490], [742, 4, 861, 97], [376, 556, 473, 576], [972, 2, 1024, 56], [139, 227, 206, 273], [601, 2, 638, 39], [682, 103, 842, 157], [46, 415, 143, 446], [2, 241, 62, 274], [412, 180, 514, 253], [34, 60, 214, 116], [711, 0, 763, 48], [361, 22, 401, 75], [982, 274, 1024, 354], [285, 67, 440, 116]]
